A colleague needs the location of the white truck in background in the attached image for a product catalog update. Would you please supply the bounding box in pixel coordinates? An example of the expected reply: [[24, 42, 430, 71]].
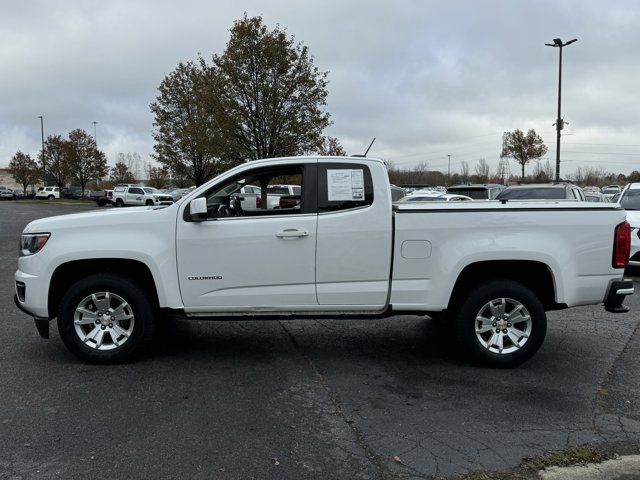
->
[[14, 156, 634, 366]]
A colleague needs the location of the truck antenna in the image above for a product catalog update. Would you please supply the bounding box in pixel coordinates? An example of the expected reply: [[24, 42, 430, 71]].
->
[[363, 137, 376, 157]]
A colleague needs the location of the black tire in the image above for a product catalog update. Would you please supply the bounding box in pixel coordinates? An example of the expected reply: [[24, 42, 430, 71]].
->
[[145, 199, 154, 206], [454, 279, 546, 368], [47, 195, 55, 200], [115, 198, 124, 207], [96, 199, 106, 207], [57, 274, 155, 364]]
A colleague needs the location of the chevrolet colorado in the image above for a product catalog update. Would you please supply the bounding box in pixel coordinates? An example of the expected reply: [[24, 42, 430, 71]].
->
[[14, 156, 634, 366]]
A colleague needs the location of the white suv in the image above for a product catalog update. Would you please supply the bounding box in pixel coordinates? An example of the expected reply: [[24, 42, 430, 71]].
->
[[112, 185, 173, 207], [619, 183, 640, 267], [35, 187, 60, 200]]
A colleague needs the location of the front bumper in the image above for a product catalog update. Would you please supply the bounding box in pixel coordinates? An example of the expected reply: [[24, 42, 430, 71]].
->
[[13, 294, 50, 339], [603, 279, 635, 313]]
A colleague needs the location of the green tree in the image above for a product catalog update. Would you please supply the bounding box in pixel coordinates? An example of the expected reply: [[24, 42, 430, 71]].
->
[[211, 15, 330, 160], [41, 135, 70, 189], [110, 161, 135, 184], [500, 129, 548, 181], [318, 136, 346, 156], [9, 151, 39, 193], [66, 129, 108, 196]]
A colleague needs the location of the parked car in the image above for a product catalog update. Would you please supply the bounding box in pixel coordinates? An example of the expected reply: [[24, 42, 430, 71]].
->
[[584, 191, 610, 203], [112, 185, 173, 207], [62, 187, 83, 199], [618, 183, 640, 267], [390, 186, 407, 202], [398, 192, 473, 202], [14, 156, 633, 367], [602, 185, 622, 200], [90, 189, 114, 207], [612, 193, 621, 203], [167, 187, 196, 201], [495, 183, 585, 201], [0, 189, 17, 200], [13, 189, 24, 199], [447, 184, 505, 200], [35, 186, 60, 200]]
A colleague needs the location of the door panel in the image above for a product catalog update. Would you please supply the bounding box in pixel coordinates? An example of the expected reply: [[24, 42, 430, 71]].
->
[[177, 215, 318, 309], [315, 162, 393, 307]]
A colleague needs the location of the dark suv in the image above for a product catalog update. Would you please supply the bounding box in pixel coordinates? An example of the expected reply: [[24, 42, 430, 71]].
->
[[447, 184, 505, 200], [495, 183, 585, 201]]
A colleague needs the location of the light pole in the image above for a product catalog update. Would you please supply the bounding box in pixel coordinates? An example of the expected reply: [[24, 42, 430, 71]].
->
[[38, 115, 45, 186], [545, 37, 577, 182], [447, 154, 452, 185], [92, 121, 98, 146]]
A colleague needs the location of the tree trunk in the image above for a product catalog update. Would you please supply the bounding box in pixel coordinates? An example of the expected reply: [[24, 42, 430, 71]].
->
[[522, 163, 525, 182]]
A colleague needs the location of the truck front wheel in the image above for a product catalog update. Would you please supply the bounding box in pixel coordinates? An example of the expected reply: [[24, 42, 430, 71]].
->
[[454, 279, 546, 368], [57, 274, 155, 364]]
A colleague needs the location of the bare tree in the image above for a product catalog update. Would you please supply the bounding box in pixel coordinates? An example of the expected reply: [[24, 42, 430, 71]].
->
[[474, 158, 490, 183], [460, 161, 470, 183], [317, 136, 346, 156]]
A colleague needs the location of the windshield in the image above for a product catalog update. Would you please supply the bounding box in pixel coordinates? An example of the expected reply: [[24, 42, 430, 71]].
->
[[603, 188, 619, 194], [620, 190, 640, 210], [496, 188, 566, 200], [446, 188, 488, 200]]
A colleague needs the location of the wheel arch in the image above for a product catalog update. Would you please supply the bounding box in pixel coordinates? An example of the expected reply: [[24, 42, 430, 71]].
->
[[48, 259, 160, 318], [447, 260, 562, 313]]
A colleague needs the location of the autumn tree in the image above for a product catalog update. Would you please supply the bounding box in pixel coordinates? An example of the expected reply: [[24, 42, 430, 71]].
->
[[110, 161, 135, 184], [150, 61, 228, 186], [500, 129, 548, 181], [211, 15, 331, 161], [66, 129, 108, 196], [146, 163, 171, 189], [9, 151, 39, 193], [151, 15, 332, 185], [474, 158, 490, 183], [41, 135, 70, 189], [318, 136, 346, 156]]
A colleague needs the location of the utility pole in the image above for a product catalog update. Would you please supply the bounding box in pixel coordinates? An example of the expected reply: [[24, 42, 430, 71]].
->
[[545, 37, 577, 182], [92, 121, 98, 146], [38, 116, 45, 187], [447, 154, 452, 186]]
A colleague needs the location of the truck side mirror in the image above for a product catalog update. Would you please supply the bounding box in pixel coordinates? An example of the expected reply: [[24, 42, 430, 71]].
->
[[189, 197, 208, 221]]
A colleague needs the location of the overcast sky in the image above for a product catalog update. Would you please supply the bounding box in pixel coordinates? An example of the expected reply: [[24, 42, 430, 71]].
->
[[1, 0, 639, 176]]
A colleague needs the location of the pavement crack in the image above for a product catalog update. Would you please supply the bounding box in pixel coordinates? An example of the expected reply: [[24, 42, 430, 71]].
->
[[278, 321, 393, 480]]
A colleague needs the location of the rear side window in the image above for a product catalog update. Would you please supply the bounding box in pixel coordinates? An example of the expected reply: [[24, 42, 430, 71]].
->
[[318, 163, 374, 212]]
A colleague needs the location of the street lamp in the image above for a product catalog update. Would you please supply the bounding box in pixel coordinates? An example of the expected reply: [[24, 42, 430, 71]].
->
[[447, 154, 452, 186], [545, 37, 577, 182], [38, 115, 45, 186], [92, 121, 98, 146]]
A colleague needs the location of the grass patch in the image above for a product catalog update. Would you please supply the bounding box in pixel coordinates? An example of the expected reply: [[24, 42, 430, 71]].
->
[[520, 445, 610, 471]]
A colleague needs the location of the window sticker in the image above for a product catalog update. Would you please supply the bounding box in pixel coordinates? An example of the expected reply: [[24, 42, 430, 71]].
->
[[327, 169, 365, 201]]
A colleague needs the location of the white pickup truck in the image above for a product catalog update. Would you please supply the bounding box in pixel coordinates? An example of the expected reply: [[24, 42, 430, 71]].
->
[[14, 156, 634, 366]]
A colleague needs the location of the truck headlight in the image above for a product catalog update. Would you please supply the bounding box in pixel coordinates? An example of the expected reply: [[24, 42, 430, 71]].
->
[[20, 233, 50, 257]]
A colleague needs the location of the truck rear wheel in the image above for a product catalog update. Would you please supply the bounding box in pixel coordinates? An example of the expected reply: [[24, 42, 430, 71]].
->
[[454, 279, 546, 368], [57, 274, 155, 364]]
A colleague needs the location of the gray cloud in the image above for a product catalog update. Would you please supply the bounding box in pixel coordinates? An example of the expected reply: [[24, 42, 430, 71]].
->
[[1, 0, 639, 176]]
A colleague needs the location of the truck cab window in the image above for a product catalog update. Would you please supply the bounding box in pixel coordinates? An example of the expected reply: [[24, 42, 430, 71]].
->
[[317, 163, 374, 212], [201, 165, 308, 219]]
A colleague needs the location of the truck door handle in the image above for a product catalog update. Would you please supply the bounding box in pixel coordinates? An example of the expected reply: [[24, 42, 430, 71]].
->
[[276, 229, 308, 239]]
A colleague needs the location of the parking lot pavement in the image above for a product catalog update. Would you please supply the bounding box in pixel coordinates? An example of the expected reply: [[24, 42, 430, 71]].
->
[[1, 202, 640, 479]]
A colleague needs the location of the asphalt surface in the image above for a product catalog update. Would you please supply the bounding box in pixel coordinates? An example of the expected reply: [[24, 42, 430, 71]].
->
[[1, 202, 640, 480]]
